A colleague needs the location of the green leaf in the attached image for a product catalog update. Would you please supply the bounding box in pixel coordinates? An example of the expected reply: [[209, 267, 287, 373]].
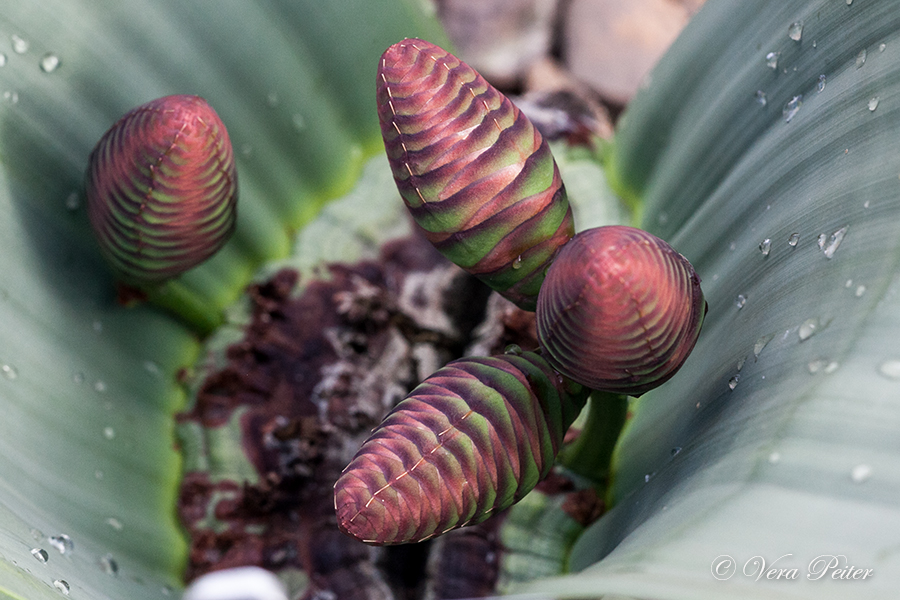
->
[[520, 0, 900, 598], [0, 1, 445, 598]]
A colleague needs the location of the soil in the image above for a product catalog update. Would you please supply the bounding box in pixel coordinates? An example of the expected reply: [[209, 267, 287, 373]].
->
[[176, 233, 601, 599]]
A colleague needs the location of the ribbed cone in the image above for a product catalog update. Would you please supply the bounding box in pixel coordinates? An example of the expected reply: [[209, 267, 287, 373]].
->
[[377, 38, 574, 311], [536, 226, 705, 396], [86, 94, 237, 286], [334, 350, 588, 545]]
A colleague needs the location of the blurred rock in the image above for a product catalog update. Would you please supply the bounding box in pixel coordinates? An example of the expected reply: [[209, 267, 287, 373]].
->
[[436, 0, 558, 89], [519, 57, 614, 141], [564, 0, 706, 105]]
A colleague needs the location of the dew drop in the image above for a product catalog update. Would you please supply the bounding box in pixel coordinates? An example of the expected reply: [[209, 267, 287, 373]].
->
[[753, 334, 774, 360], [736, 357, 747, 372], [855, 285, 867, 297], [823, 226, 848, 259], [143, 360, 161, 376], [48, 534, 73, 555], [53, 580, 70, 595], [106, 517, 123, 531], [765, 51, 780, 69], [856, 48, 867, 68], [879, 43, 887, 52], [511, 255, 523, 270], [11, 35, 28, 54], [788, 21, 804, 42], [3, 90, 19, 104], [864, 200, 870, 208], [787, 232, 800, 247], [816, 74, 826, 93], [503, 344, 523, 356], [103, 426, 115, 440], [824, 361, 840, 374], [798, 318, 819, 341], [670, 447, 682, 457], [65, 192, 80, 211], [0, 53, 7, 67], [808, 358, 826, 374], [846, 0, 853, 4], [30, 548, 48, 563], [73, 372, 85, 384], [768, 451, 781, 464], [100, 553, 118, 576], [728, 375, 740, 390], [868, 97, 879, 112], [759, 238, 772, 256], [735, 294, 747, 309], [816, 233, 827, 250], [878, 359, 900, 380], [845, 279, 853, 288], [850, 464, 872, 483], [755, 90, 767, 107], [2, 364, 18, 379], [94, 380, 107, 393], [783, 95, 802, 123], [644, 472, 654, 483], [39, 53, 60, 73]]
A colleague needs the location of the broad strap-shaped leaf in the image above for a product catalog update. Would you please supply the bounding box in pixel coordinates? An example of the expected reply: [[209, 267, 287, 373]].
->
[[334, 350, 588, 544], [377, 39, 575, 311]]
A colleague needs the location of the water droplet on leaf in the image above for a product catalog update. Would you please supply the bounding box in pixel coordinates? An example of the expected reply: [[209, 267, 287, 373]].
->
[[39, 53, 60, 73], [105, 517, 123, 530], [30, 548, 48, 563], [817, 74, 826, 93], [735, 294, 747, 309], [783, 95, 802, 122], [728, 375, 740, 390], [670, 447, 682, 457], [855, 285, 866, 297], [822, 226, 848, 258], [788, 21, 803, 42], [94, 380, 106, 393], [511, 255, 523, 270], [759, 238, 771, 256], [788, 232, 800, 247], [878, 359, 900, 380], [768, 452, 781, 464], [103, 427, 115, 440], [856, 48, 867, 68], [99, 553, 118, 576], [753, 334, 773, 360], [0, 53, 7, 67], [2, 364, 18, 379], [53, 580, 70, 595], [755, 90, 767, 107], [11, 35, 28, 54], [48, 534, 73, 555], [766, 51, 780, 69], [879, 43, 887, 52], [798, 318, 820, 341], [850, 464, 872, 483], [868, 97, 879, 112]]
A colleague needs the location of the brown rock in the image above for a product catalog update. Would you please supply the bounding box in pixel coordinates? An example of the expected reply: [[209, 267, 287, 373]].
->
[[436, 0, 559, 88], [564, 0, 705, 105]]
